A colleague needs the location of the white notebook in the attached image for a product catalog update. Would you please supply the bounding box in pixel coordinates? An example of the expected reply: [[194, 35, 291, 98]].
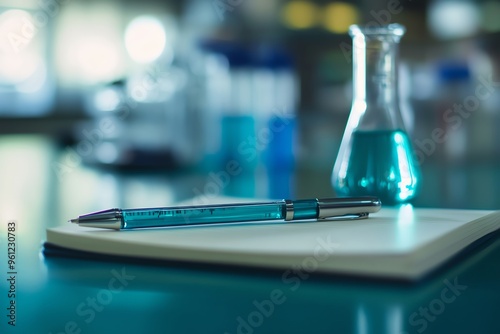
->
[[46, 202, 500, 280]]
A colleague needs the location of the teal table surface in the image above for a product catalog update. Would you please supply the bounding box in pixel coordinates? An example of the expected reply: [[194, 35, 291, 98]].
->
[[0, 135, 499, 334]]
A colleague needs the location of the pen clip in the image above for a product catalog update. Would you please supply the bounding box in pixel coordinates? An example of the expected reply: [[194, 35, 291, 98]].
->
[[320, 212, 370, 221], [316, 197, 381, 220]]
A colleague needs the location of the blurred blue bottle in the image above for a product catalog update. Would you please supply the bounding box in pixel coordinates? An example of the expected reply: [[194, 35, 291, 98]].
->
[[252, 46, 298, 198], [197, 41, 256, 173], [196, 41, 258, 197], [220, 44, 256, 171], [332, 24, 420, 204]]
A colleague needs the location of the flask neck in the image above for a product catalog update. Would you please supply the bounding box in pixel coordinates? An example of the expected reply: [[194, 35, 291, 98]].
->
[[352, 34, 404, 130]]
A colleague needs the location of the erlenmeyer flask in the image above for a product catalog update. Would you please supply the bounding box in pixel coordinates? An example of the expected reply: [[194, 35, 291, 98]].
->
[[332, 24, 420, 204]]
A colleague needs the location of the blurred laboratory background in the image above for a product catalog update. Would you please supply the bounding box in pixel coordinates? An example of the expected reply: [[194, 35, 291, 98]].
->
[[1, 0, 500, 212]]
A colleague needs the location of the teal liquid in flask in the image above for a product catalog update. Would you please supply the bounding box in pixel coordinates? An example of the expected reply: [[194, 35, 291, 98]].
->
[[332, 24, 420, 204]]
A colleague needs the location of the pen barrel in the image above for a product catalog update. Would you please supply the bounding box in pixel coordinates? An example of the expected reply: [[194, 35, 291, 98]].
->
[[121, 201, 286, 229]]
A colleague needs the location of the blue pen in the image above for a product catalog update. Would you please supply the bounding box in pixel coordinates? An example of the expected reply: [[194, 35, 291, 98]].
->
[[69, 197, 381, 230]]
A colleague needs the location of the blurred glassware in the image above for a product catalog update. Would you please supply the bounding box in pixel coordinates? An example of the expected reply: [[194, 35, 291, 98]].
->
[[252, 45, 298, 199], [332, 24, 421, 204], [72, 11, 206, 169], [253, 45, 298, 172], [80, 59, 196, 169], [197, 41, 299, 173]]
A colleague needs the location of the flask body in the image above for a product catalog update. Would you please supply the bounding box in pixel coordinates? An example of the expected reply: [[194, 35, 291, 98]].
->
[[332, 24, 420, 204]]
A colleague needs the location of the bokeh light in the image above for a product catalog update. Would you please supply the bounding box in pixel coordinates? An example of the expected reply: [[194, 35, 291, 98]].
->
[[124, 16, 166, 63], [0, 9, 41, 84], [281, 1, 318, 30], [322, 2, 359, 34], [428, 1, 480, 39]]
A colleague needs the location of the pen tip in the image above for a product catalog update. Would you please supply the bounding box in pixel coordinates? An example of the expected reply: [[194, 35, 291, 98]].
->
[[69, 218, 79, 224]]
